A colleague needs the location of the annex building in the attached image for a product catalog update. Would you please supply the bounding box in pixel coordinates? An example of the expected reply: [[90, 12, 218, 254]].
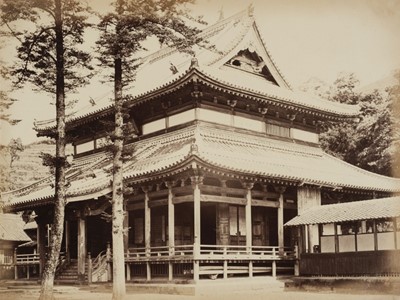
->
[[2, 8, 400, 283]]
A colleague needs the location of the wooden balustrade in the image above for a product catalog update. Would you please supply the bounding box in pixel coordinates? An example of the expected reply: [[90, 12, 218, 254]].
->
[[124, 245, 295, 261]]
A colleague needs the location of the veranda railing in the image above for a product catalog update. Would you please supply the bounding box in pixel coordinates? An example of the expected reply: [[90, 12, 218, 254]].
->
[[125, 245, 297, 261]]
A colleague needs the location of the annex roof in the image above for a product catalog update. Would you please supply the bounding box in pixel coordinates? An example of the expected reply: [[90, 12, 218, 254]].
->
[[285, 196, 400, 226], [0, 214, 32, 242], [34, 8, 359, 133], [2, 123, 400, 210]]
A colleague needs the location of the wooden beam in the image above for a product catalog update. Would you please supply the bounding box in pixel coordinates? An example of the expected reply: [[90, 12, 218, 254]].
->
[[283, 202, 297, 210], [129, 186, 193, 202], [148, 199, 168, 208], [200, 185, 279, 199], [172, 195, 193, 204], [126, 202, 144, 210], [201, 194, 247, 205], [252, 199, 279, 208]]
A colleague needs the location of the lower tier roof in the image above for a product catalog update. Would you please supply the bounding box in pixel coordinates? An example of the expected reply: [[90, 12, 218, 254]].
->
[[285, 196, 400, 226], [2, 123, 400, 210]]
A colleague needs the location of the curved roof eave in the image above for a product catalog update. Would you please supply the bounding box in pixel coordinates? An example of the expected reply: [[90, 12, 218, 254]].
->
[[36, 67, 360, 135]]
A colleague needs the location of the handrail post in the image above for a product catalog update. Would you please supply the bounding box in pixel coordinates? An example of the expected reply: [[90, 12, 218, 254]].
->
[[87, 252, 92, 285], [294, 245, 300, 276], [106, 242, 112, 282]]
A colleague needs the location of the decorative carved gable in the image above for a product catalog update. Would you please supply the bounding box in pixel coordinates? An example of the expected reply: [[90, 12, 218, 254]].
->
[[225, 49, 278, 85]]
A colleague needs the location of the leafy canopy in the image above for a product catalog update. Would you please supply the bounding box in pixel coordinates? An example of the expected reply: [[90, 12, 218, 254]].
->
[[96, 0, 202, 86], [319, 72, 400, 177], [0, 0, 93, 94]]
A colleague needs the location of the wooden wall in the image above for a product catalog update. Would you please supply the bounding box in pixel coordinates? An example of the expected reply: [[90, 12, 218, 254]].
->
[[300, 250, 400, 276]]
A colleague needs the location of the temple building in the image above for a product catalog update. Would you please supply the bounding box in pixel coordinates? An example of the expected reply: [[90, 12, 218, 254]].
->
[[1, 8, 400, 283]]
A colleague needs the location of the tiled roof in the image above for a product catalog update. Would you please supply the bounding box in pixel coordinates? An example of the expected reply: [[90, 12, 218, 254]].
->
[[2, 123, 400, 209], [35, 9, 358, 133], [196, 66, 359, 116], [0, 214, 31, 242], [285, 196, 400, 226]]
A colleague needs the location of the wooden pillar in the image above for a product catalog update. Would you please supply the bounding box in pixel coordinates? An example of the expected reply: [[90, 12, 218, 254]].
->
[[272, 260, 276, 278], [274, 186, 286, 255], [77, 217, 87, 281], [143, 186, 151, 281], [223, 260, 228, 279], [123, 203, 129, 252], [334, 223, 339, 253], [146, 262, 151, 281], [106, 242, 112, 281], [126, 263, 131, 281], [168, 263, 173, 281], [166, 181, 175, 254], [14, 249, 18, 280], [37, 222, 47, 276], [297, 186, 321, 251], [244, 182, 254, 252], [87, 252, 92, 284], [143, 187, 151, 252], [306, 225, 312, 253], [167, 181, 175, 282], [191, 175, 203, 282], [249, 261, 253, 278], [191, 176, 203, 257]]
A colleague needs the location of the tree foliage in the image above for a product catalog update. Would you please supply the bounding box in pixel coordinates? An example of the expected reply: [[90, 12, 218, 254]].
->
[[8, 137, 24, 167], [0, 40, 20, 124], [319, 72, 400, 177], [1, 0, 93, 94]]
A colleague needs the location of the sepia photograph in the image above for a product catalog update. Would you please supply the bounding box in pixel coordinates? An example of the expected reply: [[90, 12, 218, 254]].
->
[[0, 0, 399, 299]]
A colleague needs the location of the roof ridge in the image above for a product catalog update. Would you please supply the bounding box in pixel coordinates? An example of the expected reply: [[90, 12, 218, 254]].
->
[[139, 9, 250, 66]]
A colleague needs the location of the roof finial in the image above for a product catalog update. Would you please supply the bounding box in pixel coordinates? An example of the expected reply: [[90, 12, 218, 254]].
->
[[169, 62, 178, 74], [189, 56, 199, 69], [248, 3, 254, 17]]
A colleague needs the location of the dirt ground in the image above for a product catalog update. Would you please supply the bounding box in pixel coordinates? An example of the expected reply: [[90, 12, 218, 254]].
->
[[1, 286, 399, 300]]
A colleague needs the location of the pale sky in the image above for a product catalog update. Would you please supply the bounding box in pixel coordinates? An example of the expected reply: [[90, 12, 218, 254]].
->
[[1, 0, 400, 144]]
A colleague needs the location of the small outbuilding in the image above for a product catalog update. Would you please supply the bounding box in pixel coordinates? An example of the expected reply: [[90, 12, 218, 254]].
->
[[285, 196, 400, 276]]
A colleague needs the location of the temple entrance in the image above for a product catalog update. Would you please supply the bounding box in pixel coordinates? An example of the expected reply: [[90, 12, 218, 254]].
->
[[87, 216, 112, 257], [201, 203, 216, 245], [68, 220, 78, 259]]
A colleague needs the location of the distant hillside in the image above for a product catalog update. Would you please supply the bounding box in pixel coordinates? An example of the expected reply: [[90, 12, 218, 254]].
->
[[298, 77, 331, 99], [0, 141, 55, 193], [357, 71, 398, 94]]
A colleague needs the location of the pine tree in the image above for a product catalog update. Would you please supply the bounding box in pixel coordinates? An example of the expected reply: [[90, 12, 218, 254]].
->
[[96, 1, 201, 298], [0, 1, 92, 299]]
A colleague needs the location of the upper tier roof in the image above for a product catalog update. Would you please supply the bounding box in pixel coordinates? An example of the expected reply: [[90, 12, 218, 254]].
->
[[34, 9, 359, 133], [3, 123, 400, 210]]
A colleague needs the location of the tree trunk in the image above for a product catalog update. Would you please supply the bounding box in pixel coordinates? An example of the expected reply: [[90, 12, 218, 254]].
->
[[111, 54, 126, 300], [39, 0, 66, 299]]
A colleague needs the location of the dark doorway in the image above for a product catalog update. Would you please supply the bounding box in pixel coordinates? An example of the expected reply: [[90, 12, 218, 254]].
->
[[87, 216, 112, 257], [68, 220, 78, 259], [201, 203, 216, 245]]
